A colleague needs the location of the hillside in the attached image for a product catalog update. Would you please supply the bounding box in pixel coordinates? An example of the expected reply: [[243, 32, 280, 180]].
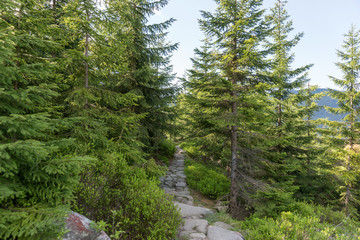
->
[[299, 88, 346, 121]]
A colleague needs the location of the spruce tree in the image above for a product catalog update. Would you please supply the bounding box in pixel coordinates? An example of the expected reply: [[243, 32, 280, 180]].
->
[[117, 0, 178, 157], [251, 0, 317, 216], [0, 0, 89, 238], [320, 25, 360, 217], [194, 0, 269, 216], [181, 40, 228, 162]]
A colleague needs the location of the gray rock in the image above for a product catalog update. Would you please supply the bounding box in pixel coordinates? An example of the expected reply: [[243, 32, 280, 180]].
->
[[165, 181, 175, 187], [182, 219, 209, 234], [189, 232, 208, 240], [175, 202, 213, 218], [207, 226, 244, 240], [179, 230, 194, 238], [163, 187, 174, 193], [213, 221, 233, 230], [214, 205, 228, 213], [62, 212, 110, 240], [175, 195, 194, 205], [175, 190, 191, 195], [176, 181, 187, 187], [214, 201, 228, 213]]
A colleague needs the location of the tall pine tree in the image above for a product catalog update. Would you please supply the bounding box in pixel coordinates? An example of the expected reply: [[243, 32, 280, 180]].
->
[[320, 25, 360, 217], [116, 0, 178, 157], [253, 0, 314, 216], [0, 0, 89, 238], [191, 0, 269, 217]]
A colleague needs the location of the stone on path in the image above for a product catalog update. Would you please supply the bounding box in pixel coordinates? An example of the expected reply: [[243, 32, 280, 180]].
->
[[207, 226, 244, 240], [182, 219, 209, 234], [175, 202, 213, 218], [189, 232, 208, 240], [213, 221, 233, 230], [161, 146, 244, 240], [176, 181, 187, 187]]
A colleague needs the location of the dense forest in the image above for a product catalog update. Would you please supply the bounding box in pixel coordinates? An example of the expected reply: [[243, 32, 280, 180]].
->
[[1, 0, 360, 239]]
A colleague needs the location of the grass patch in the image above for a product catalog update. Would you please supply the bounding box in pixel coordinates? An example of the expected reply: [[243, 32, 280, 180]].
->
[[184, 158, 230, 200]]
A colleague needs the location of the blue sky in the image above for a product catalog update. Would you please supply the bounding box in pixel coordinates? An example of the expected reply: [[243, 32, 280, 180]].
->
[[151, 0, 360, 89]]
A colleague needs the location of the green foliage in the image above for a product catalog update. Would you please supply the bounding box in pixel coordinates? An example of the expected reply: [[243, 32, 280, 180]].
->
[[185, 159, 230, 199], [0, 205, 68, 240], [158, 139, 176, 158], [156, 138, 176, 165], [318, 25, 360, 216], [0, 0, 92, 238], [206, 202, 360, 240], [241, 203, 360, 240], [76, 152, 182, 240]]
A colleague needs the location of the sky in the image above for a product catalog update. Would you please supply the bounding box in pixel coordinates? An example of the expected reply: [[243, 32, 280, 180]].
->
[[151, 0, 360, 89]]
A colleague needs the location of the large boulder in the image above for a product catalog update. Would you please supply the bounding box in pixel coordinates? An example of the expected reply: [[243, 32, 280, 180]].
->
[[62, 212, 110, 240]]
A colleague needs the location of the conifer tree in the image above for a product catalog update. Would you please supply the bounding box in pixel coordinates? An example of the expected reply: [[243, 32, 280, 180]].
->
[[195, 0, 269, 216], [181, 40, 228, 162], [251, 0, 316, 215], [0, 0, 89, 238], [293, 84, 330, 203], [115, 0, 178, 156], [320, 25, 360, 217], [266, 0, 312, 130]]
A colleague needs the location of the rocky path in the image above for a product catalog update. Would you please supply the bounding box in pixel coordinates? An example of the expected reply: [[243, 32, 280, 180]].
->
[[161, 146, 244, 240]]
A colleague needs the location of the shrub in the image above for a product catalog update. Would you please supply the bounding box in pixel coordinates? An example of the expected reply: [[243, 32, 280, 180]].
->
[[241, 202, 360, 240], [75, 152, 182, 240], [184, 160, 230, 199], [158, 139, 176, 159], [158, 155, 169, 165], [0, 140, 91, 240]]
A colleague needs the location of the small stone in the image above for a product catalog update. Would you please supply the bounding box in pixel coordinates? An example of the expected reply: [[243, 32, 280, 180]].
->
[[214, 205, 228, 213], [207, 226, 244, 240], [163, 187, 173, 192], [182, 219, 209, 234], [176, 190, 190, 195], [176, 182, 187, 187], [213, 221, 232, 230], [165, 181, 175, 187], [174, 195, 193, 204], [179, 230, 195, 238], [189, 232, 207, 240], [175, 202, 213, 218]]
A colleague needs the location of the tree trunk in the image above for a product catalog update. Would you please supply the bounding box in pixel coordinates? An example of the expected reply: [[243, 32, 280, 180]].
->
[[84, 31, 89, 88], [52, 0, 57, 58], [345, 93, 354, 217], [307, 82, 311, 175], [229, 25, 238, 212], [345, 158, 350, 217], [230, 101, 238, 212], [277, 101, 282, 127], [84, 8, 90, 109]]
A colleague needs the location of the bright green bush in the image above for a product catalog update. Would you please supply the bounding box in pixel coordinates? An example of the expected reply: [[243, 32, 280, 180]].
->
[[184, 160, 230, 199], [76, 152, 182, 240], [206, 202, 360, 240], [241, 203, 360, 240], [158, 139, 176, 159], [158, 155, 170, 165]]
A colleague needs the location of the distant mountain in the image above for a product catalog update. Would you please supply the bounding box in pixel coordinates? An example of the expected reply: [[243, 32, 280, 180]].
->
[[292, 88, 345, 121], [311, 88, 346, 121]]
